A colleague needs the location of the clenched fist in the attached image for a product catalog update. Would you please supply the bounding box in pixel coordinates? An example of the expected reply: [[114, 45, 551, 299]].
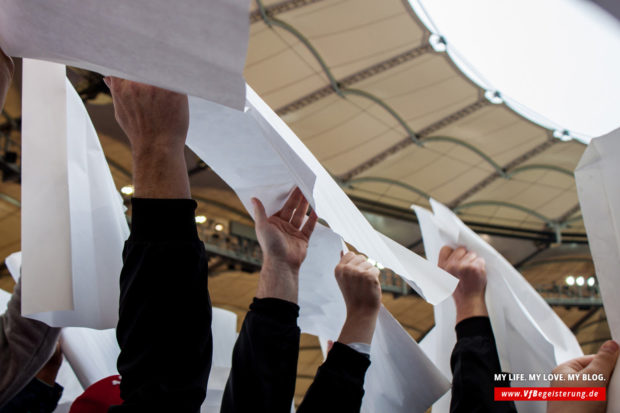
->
[[335, 252, 382, 345], [438, 246, 488, 324]]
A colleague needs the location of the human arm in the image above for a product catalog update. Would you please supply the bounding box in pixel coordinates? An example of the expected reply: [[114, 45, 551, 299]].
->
[[105, 78, 212, 413], [220, 188, 317, 413], [438, 246, 516, 413], [548, 340, 619, 413], [297, 252, 381, 413]]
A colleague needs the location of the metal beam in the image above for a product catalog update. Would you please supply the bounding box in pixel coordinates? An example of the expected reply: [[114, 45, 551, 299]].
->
[[344, 176, 430, 200], [0, 193, 20, 208], [338, 98, 490, 181], [250, 0, 325, 24], [571, 308, 600, 333], [519, 257, 592, 271], [448, 138, 557, 208], [276, 44, 433, 116], [453, 200, 556, 228]]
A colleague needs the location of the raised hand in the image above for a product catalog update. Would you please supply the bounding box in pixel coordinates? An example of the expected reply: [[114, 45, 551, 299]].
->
[[253, 188, 318, 303], [105, 77, 190, 199], [438, 246, 488, 324], [548, 340, 619, 413], [335, 252, 382, 345]]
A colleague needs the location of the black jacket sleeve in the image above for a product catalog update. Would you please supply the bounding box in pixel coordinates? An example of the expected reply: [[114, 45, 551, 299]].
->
[[297, 342, 371, 413], [109, 198, 212, 413], [220, 297, 300, 413], [450, 316, 517, 413]]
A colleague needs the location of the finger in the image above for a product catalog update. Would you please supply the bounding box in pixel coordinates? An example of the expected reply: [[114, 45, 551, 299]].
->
[[357, 260, 375, 270], [252, 198, 268, 227], [584, 340, 620, 382], [463, 251, 478, 264], [276, 187, 302, 222], [349, 254, 367, 267], [339, 251, 357, 265], [452, 246, 468, 261], [103, 76, 112, 88], [301, 210, 318, 239], [438, 246, 453, 267], [473, 256, 486, 272], [290, 196, 309, 228], [553, 355, 596, 375], [368, 266, 381, 278]]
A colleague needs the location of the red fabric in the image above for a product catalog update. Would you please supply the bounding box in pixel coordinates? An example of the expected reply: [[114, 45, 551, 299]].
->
[[69, 375, 123, 413]]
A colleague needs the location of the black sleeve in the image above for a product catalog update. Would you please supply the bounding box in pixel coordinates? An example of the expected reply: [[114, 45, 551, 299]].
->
[[0, 378, 63, 413], [297, 342, 371, 413], [450, 316, 517, 413], [109, 198, 212, 413], [220, 297, 300, 413]]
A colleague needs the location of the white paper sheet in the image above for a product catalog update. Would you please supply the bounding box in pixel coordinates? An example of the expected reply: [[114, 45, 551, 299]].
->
[[186, 86, 457, 307], [186, 86, 456, 411], [575, 128, 620, 413], [415, 199, 583, 413], [0, 0, 249, 110], [297, 225, 450, 411], [21, 59, 129, 328], [362, 307, 451, 413], [5, 252, 20, 282]]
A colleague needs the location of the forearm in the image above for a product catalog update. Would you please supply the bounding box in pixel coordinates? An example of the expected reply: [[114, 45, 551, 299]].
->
[[297, 342, 371, 413], [221, 298, 300, 413], [110, 199, 212, 412], [131, 147, 190, 199], [449, 317, 516, 413], [255, 258, 299, 304]]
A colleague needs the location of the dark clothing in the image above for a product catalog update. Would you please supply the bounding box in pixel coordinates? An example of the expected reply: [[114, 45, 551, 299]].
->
[[0, 378, 63, 413], [450, 317, 517, 413], [0, 279, 61, 408], [297, 342, 371, 413], [109, 198, 213, 413], [221, 297, 301, 413], [221, 297, 371, 413]]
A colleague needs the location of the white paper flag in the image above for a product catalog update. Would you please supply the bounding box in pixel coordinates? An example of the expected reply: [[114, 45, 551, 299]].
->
[[0, 0, 249, 109], [415, 199, 583, 413], [21, 59, 129, 328], [575, 128, 620, 413]]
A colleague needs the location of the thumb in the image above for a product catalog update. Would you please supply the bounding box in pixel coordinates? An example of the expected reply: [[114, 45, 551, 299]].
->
[[252, 197, 268, 226], [584, 340, 620, 384]]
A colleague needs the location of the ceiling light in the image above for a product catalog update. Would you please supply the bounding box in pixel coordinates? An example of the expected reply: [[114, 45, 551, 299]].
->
[[553, 129, 572, 142], [576, 276, 585, 286], [484, 90, 504, 104], [195, 215, 207, 224], [120, 185, 134, 196], [587, 277, 596, 287], [565, 275, 575, 286], [429, 34, 447, 52], [214, 223, 224, 232]]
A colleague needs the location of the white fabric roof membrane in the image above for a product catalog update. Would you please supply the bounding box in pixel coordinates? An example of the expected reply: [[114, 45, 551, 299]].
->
[[409, 0, 620, 142]]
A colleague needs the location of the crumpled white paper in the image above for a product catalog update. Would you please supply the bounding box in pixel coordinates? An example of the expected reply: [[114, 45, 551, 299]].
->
[[415, 199, 583, 413], [575, 128, 620, 413], [0, 0, 249, 110], [21, 59, 129, 329]]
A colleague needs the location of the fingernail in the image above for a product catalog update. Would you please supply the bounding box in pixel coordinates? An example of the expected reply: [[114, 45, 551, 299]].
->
[[602, 340, 619, 353], [103, 77, 111, 87]]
